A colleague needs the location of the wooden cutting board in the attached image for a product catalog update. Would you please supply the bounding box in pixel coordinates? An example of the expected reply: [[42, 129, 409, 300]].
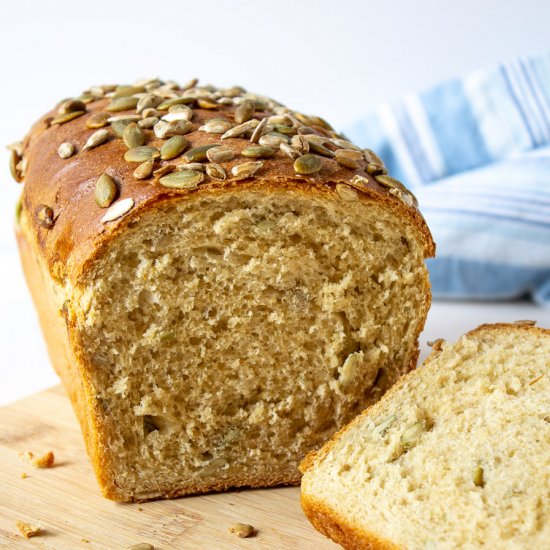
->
[[0, 386, 338, 549]]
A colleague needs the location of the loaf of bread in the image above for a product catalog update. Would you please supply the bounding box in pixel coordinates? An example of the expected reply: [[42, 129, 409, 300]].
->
[[10, 78, 434, 501], [300, 322, 550, 549]]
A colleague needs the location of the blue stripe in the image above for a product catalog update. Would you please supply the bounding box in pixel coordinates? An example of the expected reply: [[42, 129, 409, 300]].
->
[[421, 80, 491, 175], [519, 60, 550, 140], [529, 55, 550, 120], [427, 257, 550, 305]]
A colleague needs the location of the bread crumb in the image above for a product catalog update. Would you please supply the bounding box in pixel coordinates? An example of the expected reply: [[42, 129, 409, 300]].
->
[[20, 450, 55, 468], [427, 338, 445, 352], [20, 472, 28, 479], [15, 520, 42, 538], [228, 522, 255, 538], [81, 539, 90, 543]]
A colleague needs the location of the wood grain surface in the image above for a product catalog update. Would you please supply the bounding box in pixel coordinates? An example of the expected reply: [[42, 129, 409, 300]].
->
[[0, 386, 338, 549]]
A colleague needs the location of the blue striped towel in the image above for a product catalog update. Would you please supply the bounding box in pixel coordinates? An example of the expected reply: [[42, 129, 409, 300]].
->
[[345, 51, 550, 305]]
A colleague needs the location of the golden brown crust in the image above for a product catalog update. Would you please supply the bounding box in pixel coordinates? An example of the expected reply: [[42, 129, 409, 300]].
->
[[17, 82, 434, 286]]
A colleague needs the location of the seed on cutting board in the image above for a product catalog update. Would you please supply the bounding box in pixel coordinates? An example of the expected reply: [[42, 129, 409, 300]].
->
[[50, 111, 85, 125], [249, 117, 269, 143], [101, 197, 135, 223], [199, 119, 233, 134], [123, 123, 145, 149], [205, 163, 226, 180], [234, 99, 256, 124], [86, 112, 110, 129], [95, 173, 117, 208], [206, 145, 234, 162], [228, 523, 254, 538], [57, 142, 75, 159], [335, 148, 363, 169], [138, 116, 159, 129], [58, 98, 86, 114], [241, 145, 275, 159], [220, 119, 259, 140], [183, 144, 220, 163], [133, 159, 154, 180], [161, 135, 188, 160], [106, 96, 139, 112], [126, 544, 155, 550], [293, 154, 322, 174], [231, 161, 263, 180], [154, 120, 193, 138], [280, 143, 300, 160], [36, 204, 54, 228], [124, 146, 160, 163], [259, 132, 289, 147], [82, 129, 110, 151], [113, 85, 145, 98], [159, 170, 204, 189]]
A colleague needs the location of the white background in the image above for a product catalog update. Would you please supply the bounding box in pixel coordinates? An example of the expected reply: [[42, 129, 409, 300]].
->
[[1, 0, 550, 405]]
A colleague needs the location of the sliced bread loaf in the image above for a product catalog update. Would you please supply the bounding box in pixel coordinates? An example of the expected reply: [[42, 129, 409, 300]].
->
[[300, 322, 550, 550]]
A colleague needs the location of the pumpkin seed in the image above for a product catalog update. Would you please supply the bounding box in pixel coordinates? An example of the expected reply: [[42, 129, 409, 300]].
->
[[331, 138, 361, 151], [157, 97, 194, 110], [274, 124, 296, 135], [138, 116, 158, 129], [280, 143, 300, 160], [101, 197, 135, 222], [291, 135, 309, 154], [162, 110, 192, 122], [249, 117, 269, 143], [231, 161, 263, 180], [57, 142, 75, 159], [124, 146, 160, 163], [401, 421, 424, 449], [58, 98, 86, 114], [268, 115, 292, 125], [86, 112, 110, 129], [335, 148, 363, 169], [159, 170, 204, 189], [133, 159, 154, 180], [235, 99, 256, 124], [111, 120, 132, 138], [293, 154, 322, 174], [259, 132, 289, 147], [198, 119, 233, 134], [220, 119, 259, 140], [123, 123, 145, 149], [9, 149, 23, 182], [161, 135, 188, 160], [36, 204, 54, 228], [107, 114, 141, 123], [308, 115, 333, 131], [153, 165, 176, 178], [82, 129, 110, 151], [136, 92, 163, 114], [365, 162, 387, 176], [336, 183, 359, 201], [113, 85, 145, 98], [181, 77, 199, 90], [95, 173, 117, 208], [308, 141, 335, 158], [206, 146, 234, 163], [205, 163, 226, 180], [141, 107, 161, 118], [154, 120, 193, 138], [197, 97, 218, 109], [176, 163, 205, 172], [50, 111, 85, 125], [241, 145, 275, 159], [473, 465, 484, 488], [106, 96, 139, 112], [363, 148, 384, 165], [183, 144, 219, 163]]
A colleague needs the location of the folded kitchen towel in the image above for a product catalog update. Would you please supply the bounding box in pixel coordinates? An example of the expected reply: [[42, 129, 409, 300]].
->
[[346, 51, 550, 305]]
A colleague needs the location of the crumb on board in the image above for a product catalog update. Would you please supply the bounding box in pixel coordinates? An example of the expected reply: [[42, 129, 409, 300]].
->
[[20, 450, 55, 468], [15, 520, 42, 538], [228, 522, 255, 538], [20, 472, 28, 479]]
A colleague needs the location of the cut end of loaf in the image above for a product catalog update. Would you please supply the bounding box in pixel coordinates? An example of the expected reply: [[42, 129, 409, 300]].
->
[[68, 186, 429, 501], [301, 323, 550, 550]]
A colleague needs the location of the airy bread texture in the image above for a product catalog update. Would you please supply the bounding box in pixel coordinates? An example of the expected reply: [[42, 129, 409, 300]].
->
[[300, 323, 550, 550], [12, 78, 434, 501]]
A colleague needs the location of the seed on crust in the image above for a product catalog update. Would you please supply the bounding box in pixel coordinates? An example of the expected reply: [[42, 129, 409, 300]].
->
[[95, 173, 117, 208], [158, 170, 204, 189], [101, 197, 135, 223], [293, 154, 322, 175]]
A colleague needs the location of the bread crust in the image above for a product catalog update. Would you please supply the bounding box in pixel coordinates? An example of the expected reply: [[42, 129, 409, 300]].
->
[[299, 322, 550, 548], [18, 91, 434, 286]]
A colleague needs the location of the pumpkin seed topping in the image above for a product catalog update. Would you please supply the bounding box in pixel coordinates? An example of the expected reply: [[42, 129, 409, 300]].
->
[[154, 119, 193, 139], [50, 111, 85, 125], [335, 148, 363, 169], [107, 114, 141, 123], [280, 143, 301, 160], [205, 163, 226, 180], [82, 129, 110, 151], [159, 170, 204, 189], [249, 117, 269, 144], [199, 119, 233, 134], [234, 99, 255, 124], [221, 119, 259, 140], [58, 142, 75, 159], [259, 132, 289, 147], [161, 135, 188, 160], [101, 197, 134, 223], [176, 162, 205, 172], [206, 146, 234, 163], [111, 119, 132, 138], [124, 146, 160, 163], [162, 108, 192, 122], [113, 85, 145, 98], [197, 97, 218, 109], [157, 97, 194, 110], [122, 123, 145, 149], [58, 98, 86, 114], [133, 159, 154, 180], [290, 135, 310, 154], [86, 112, 111, 129], [153, 165, 176, 178], [241, 145, 275, 159], [183, 144, 219, 163], [138, 116, 159, 129], [95, 173, 117, 208], [231, 161, 263, 180], [293, 154, 322, 175], [136, 93, 162, 114], [36, 204, 54, 228], [106, 96, 139, 112]]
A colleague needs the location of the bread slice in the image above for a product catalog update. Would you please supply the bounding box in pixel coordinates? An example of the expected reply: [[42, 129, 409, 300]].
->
[[300, 323, 550, 550], [13, 78, 434, 501]]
